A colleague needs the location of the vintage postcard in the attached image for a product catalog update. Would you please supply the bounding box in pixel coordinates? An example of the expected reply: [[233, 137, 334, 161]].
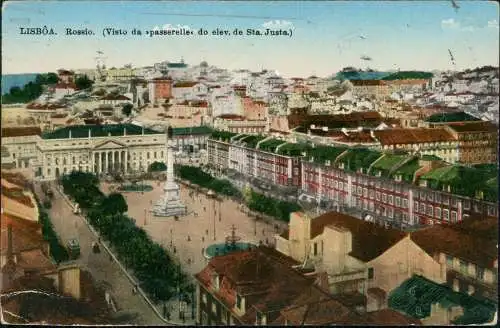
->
[[1, 0, 498, 325]]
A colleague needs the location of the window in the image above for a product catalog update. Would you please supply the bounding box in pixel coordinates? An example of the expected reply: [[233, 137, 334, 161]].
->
[[388, 208, 394, 218], [388, 195, 393, 205], [446, 255, 453, 267], [395, 197, 401, 207], [464, 200, 470, 210], [487, 206, 496, 216], [443, 209, 450, 221], [369, 190, 374, 199], [236, 294, 242, 310], [339, 182, 343, 190], [403, 199, 408, 208], [476, 267, 484, 281], [256, 312, 262, 325], [212, 302, 217, 314], [420, 204, 425, 214], [368, 268, 374, 279], [382, 194, 387, 203], [363, 188, 368, 197], [414, 201, 419, 212], [420, 191, 425, 200], [451, 198, 457, 208], [443, 196, 449, 205], [459, 260, 468, 274], [435, 207, 441, 219], [435, 193, 441, 203], [427, 206, 433, 217], [376, 191, 380, 201], [313, 243, 318, 256], [202, 292, 207, 304], [451, 211, 457, 223], [357, 186, 362, 195]]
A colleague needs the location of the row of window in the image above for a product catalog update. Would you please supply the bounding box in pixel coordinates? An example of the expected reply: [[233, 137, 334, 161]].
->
[[446, 255, 486, 281], [415, 202, 458, 222]]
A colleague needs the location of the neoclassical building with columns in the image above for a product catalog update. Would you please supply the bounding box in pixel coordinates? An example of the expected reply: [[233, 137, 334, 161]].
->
[[33, 124, 168, 180]]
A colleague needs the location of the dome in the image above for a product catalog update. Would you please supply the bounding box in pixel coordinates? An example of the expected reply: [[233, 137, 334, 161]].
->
[[200, 61, 208, 68]]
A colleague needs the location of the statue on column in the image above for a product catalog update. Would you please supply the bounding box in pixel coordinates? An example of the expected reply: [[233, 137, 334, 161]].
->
[[152, 126, 187, 217]]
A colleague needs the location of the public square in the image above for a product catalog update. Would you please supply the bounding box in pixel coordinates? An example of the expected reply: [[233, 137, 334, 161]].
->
[[101, 180, 289, 277]]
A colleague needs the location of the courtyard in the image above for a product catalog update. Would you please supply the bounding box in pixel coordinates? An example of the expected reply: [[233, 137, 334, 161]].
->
[[101, 180, 289, 277]]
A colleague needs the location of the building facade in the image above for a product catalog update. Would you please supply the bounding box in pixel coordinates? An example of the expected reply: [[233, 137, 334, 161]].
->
[[1, 127, 42, 169], [148, 77, 173, 104], [32, 124, 167, 180], [444, 121, 498, 165], [208, 132, 498, 229], [275, 211, 446, 313]]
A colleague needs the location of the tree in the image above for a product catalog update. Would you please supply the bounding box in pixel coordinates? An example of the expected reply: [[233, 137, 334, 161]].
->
[[100, 193, 128, 215], [75, 75, 94, 90], [121, 103, 133, 116], [148, 161, 167, 172]]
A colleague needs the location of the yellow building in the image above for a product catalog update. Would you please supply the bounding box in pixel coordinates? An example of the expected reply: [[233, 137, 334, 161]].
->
[[275, 211, 446, 312]]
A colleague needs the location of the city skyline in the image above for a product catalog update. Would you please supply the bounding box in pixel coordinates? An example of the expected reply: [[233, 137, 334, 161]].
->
[[2, 1, 499, 76]]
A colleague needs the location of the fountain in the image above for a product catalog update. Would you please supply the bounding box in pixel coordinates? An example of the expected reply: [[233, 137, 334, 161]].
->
[[204, 225, 255, 259]]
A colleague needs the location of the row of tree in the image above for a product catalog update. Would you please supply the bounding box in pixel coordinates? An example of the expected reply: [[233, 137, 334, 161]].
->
[[61, 171, 188, 302], [39, 210, 70, 263], [244, 189, 302, 222], [177, 165, 301, 222], [176, 165, 241, 197], [33, 193, 70, 263]]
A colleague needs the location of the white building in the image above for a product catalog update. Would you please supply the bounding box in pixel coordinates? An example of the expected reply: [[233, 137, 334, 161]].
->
[[1, 126, 42, 169], [32, 124, 167, 180]]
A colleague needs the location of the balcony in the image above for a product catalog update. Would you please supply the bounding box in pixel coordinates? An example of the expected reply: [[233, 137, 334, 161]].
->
[[329, 269, 367, 284]]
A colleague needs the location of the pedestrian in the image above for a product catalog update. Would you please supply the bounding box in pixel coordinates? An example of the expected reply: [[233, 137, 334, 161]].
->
[[202, 236, 204, 242], [205, 229, 208, 235], [187, 235, 191, 241], [202, 247, 205, 254]]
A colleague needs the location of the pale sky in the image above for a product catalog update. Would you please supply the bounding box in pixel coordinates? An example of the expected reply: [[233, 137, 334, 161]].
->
[[2, 1, 499, 77]]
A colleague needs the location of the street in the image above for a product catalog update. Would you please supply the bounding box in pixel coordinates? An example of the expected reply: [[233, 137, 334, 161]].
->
[[33, 182, 166, 326]]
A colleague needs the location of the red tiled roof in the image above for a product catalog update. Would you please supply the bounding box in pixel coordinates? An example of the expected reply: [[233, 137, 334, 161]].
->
[[373, 128, 456, 145], [364, 308, 422, 325], [446, 121, 498, 133], [173, 82, 198, 88], [385, 79, 429, 86], [99, 94, 131, 101], [310, 212, 407, 262], [2, 188, 35, 208], [217, 114, 245, 120], [17, 249, 56, 272], [351, 80, 387, 86], [0, 213, 41, 234], [1, 216, 46, 256], [411, 224, 498, 269], [1, 127, 42, 138], [288, 111, 382, 129], [280, 287, 353, 325], [195, 246, 342, 324], [336, 130, 376, 143]]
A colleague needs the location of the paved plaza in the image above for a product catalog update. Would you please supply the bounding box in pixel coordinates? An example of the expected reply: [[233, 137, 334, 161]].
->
[[102, 180, 288, 277]]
